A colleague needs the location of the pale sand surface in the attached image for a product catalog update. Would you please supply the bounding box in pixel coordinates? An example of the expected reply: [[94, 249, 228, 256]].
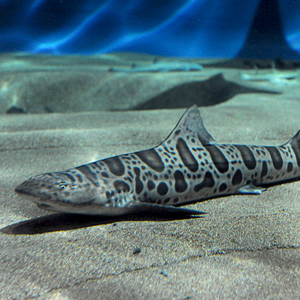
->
[[0, 54, 300, 299]]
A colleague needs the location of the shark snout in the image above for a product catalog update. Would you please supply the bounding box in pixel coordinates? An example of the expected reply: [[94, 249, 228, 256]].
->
[[15, 173, 60, 197]]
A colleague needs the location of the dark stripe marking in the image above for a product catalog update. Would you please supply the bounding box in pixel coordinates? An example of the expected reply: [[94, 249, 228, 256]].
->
[[174, 170, 188, 193], [205, 145, 229, 173], [261, 161, 268, 180], [136, 149, 164, 172], [265, 147, 283, 170], [235, 145, 256, 170], [56, 172, 76, 182], [291, 130, 300, 167], [232, 169, 242, 185], [76, 165, 99, 185], [176, 138, 198, 172], [103, 156, 125, 176], [75, 173, 83, 182], [194, 171, 215, 192], [134, 167, 144, 194], [157, 182, 168, 196]]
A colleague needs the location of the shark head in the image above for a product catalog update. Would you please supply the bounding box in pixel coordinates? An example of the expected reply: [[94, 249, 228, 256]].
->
[[15, 172, 123, 215]]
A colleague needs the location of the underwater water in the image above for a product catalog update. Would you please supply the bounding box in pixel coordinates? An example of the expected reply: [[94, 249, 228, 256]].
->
[[0, 0, 300, 58], [1, 1, 300, 299]]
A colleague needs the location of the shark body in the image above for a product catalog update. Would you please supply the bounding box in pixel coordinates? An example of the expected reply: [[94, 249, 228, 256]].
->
[[15, 105, 300, 216]]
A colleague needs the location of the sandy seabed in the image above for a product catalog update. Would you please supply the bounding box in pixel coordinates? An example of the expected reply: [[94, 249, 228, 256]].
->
[[0, 52, 300, 299]]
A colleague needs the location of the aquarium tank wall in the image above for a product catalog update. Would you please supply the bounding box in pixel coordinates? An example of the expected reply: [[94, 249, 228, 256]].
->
[[1, 0, 300, 59]]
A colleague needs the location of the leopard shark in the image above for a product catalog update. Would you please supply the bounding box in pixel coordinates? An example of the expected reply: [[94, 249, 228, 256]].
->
[[15, 105, 300, 216]]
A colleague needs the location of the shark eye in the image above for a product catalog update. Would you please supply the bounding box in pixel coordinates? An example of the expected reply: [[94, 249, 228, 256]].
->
[[57, 182, 68, 190]]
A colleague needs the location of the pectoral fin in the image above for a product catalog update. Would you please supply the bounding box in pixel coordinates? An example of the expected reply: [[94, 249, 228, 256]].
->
[[238, 184, 266, 195]]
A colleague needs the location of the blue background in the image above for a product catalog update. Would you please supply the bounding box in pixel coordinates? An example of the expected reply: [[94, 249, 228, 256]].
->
[[1, 0, 300, 59]]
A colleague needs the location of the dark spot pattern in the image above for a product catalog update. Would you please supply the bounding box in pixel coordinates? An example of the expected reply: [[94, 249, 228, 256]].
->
[[232, 169, 242, 185], [266, 147, 283, 170], [174, 170, 188, 193], [136, 149, 164, 172], [147, 180, 155, 190], [157, 182, 168, 196], [194, 171, 215, 192], [113, 180, 130, 193], [235, 145, 256, 170], [173, 197, 179, 203], [134, 167, 144, 194], [219, 183, 227, 193], [176, 138, 198, 172], [204, 145, 229, 173], [101, 172, 110, 178], [287, 162, 293, 173], [164, 198, 170, 204], [103, 156, 125, 176]]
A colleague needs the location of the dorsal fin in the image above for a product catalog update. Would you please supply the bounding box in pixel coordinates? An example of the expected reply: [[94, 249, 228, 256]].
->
[[164, 105, 215, 145]]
